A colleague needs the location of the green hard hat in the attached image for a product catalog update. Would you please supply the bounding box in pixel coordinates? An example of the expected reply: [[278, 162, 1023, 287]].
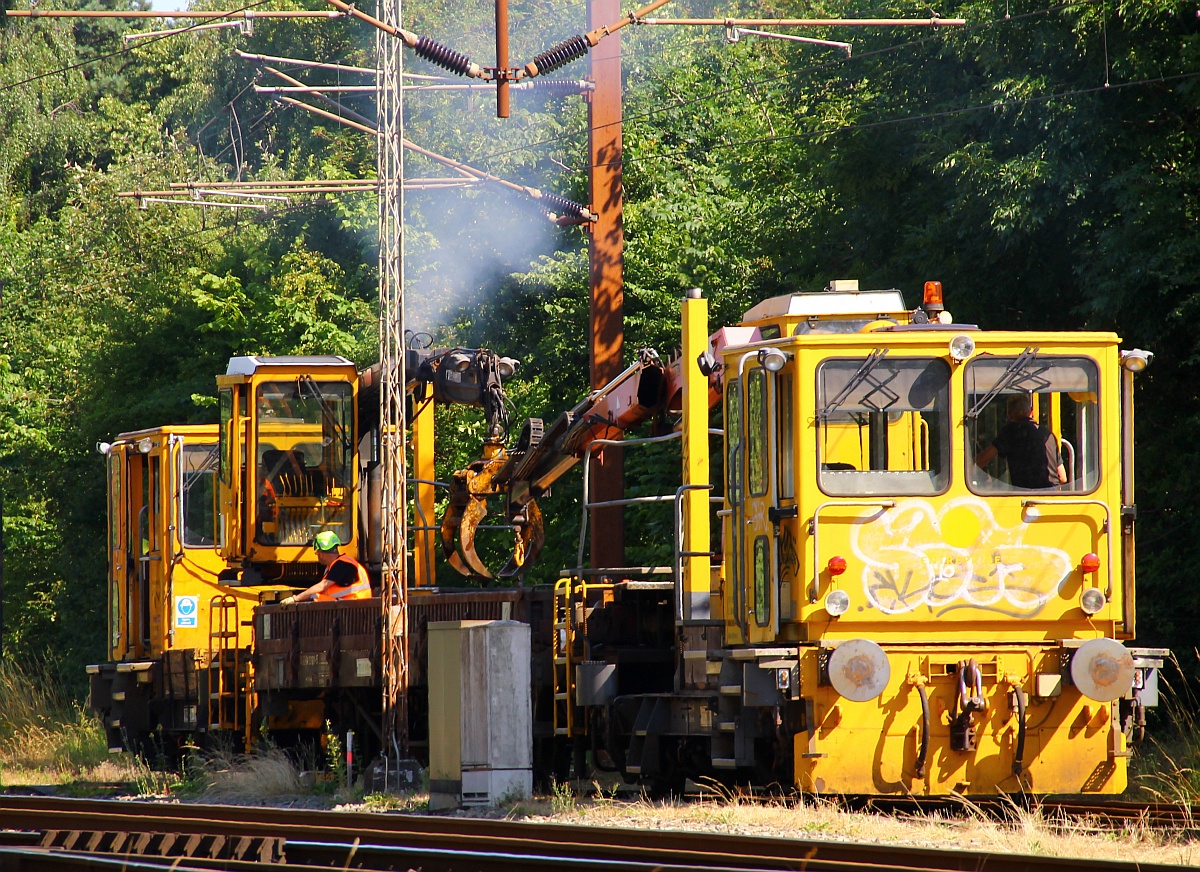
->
[[313, 531, 341, 552]]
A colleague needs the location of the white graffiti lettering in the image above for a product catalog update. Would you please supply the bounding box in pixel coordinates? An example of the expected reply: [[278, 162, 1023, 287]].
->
[[850, 497, 1072, 618]]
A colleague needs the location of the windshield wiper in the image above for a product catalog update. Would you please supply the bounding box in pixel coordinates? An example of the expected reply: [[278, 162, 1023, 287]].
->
[[297, 375, 350, 455], [965, 347, 1040, 420], [818, 348, 890, 420], [182, 445, 219, 500]]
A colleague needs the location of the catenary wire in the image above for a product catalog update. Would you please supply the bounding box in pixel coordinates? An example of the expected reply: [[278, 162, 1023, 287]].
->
[[0, 0, 276, 90], [463, 0, 1112, 167]]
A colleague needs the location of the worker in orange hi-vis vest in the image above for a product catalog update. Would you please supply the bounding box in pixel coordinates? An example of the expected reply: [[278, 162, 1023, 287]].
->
[[279, 531, 372, 604]]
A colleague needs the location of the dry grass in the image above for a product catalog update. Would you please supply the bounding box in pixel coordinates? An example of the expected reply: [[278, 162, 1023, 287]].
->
[[168, 748, 308, 800], [476, 788, 1200, 866], [0, 660, 141, 787], [1131, 652, 1200, 806]]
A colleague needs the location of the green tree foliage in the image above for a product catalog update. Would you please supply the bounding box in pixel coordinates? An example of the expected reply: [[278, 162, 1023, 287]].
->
[[0, 7, 378, 679]]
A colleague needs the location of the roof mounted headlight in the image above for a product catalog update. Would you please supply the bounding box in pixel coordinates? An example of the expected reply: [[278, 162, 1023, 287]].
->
[[757, 347, 789, 373], [497, 356, 520, 379], [949, 334, 976, 362], [1120, 349, 1154, 373]]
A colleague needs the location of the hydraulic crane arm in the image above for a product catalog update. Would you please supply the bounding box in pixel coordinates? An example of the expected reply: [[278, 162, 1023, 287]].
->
[[443, 347, 713, 580]]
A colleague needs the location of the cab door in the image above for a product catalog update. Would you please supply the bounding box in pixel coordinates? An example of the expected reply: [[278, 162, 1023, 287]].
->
[[738, 365, 780, 644], [108, 444, 129, 661]]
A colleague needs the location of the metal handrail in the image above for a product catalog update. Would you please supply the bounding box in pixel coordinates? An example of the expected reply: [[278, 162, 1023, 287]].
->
[[809, 500, 896, 602], [575, 430, 685, 573], [674, 484, 715, 622], [1021, 498, 1113, 597]]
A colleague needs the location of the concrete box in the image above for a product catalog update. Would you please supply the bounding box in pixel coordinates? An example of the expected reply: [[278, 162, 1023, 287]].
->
[[428, 620, 531, 810]]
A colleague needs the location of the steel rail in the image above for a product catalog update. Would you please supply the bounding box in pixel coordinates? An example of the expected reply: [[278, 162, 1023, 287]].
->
[[0, 796, 1188, 872]]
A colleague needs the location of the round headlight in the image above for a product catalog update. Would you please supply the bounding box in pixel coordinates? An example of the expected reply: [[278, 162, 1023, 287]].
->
[[1120, 349, 1154, 372], [1080, 587, 1107, 615], [825, 589, 851, 617], [949, 334, 976, 361], [757, 347, 789, 373]]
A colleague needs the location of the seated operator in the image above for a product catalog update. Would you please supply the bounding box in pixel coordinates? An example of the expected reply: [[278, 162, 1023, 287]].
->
[[279, 531, 372, 604], [974, 393, 1068, 489]]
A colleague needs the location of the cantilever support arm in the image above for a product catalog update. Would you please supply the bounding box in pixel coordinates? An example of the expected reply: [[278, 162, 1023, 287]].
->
[[276, 96, 596, 222], [325, 0, 490, 79]]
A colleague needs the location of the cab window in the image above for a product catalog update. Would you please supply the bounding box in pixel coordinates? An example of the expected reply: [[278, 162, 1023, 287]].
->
[[726, 380, 743, 508], [218, 388, 233, 487], [747, 369, 768, 497], [817, 357, 951, 496], [255, 379, 354, 545], [108, 454, 121, 551], [182, 444, 218, 547], [966, 355, 1099, 494]]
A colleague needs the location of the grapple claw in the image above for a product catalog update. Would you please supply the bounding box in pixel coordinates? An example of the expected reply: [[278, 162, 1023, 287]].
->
[[441, 451, 508, 580], [499, 498, 544, 578], [457, 486, 494, 579]]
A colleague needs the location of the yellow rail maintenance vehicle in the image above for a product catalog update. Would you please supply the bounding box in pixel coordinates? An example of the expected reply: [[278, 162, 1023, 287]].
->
[[87, 284, 1165, 797], [88, 356, 361, 753], [561, 281, 1165, 797], [89, 351, 545, 758], [87, 423, 280, 753]]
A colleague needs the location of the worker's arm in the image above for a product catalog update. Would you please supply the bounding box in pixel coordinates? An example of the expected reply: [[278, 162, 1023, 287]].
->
[[280, 579, 331, 605], [1056, 462, 1067, 485], [975, 444, 998, 469]]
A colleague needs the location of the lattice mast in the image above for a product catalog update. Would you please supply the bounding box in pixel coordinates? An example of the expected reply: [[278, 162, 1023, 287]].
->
[[377, 0, 408, 759]]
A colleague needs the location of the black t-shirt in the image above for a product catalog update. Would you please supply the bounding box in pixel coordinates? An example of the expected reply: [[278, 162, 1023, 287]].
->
[[992, 420, 1060, 489], [322, 557, 359, 586]]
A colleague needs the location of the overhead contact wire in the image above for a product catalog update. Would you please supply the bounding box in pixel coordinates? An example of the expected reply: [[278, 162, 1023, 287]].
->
[[0, 0, 276, 90], [461, 0, 1135, 168]]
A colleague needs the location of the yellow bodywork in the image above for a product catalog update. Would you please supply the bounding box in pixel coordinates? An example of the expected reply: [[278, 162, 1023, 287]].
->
[[717, 302, 1135, 795], [796, 646, 1124, 795], [104, 425, 280, 666]]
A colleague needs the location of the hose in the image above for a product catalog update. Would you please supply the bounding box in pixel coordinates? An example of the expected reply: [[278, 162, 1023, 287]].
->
[[1012, 687, 1027, 776], [915, 683, 930, 779], [524, 34, 590, 78]]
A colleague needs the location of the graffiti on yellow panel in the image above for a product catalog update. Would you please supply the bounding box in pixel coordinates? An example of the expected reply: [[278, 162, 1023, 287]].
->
[[849, 498, 1072, 618]]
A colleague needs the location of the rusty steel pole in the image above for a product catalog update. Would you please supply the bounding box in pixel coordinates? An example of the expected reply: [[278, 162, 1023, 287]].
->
[[587, 0, 624, 572], [495, 0, 510, 118]]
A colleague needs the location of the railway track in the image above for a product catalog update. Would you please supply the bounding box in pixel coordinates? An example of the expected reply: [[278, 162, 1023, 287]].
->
[[0, 795, 1189, 872]]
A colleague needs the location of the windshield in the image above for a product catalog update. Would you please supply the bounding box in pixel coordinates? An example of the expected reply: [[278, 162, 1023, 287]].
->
[[255, 379, 354, 546], [817, 357, 951, 496], [967, 356, 1100, 494]]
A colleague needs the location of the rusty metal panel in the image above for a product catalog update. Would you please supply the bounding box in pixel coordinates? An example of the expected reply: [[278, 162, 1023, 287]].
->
[[254, 589, 554, 692]]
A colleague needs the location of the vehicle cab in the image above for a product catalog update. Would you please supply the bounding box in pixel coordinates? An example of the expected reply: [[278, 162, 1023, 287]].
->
[[216, 355, 360, 586], [715, 281, 1162, 794]]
